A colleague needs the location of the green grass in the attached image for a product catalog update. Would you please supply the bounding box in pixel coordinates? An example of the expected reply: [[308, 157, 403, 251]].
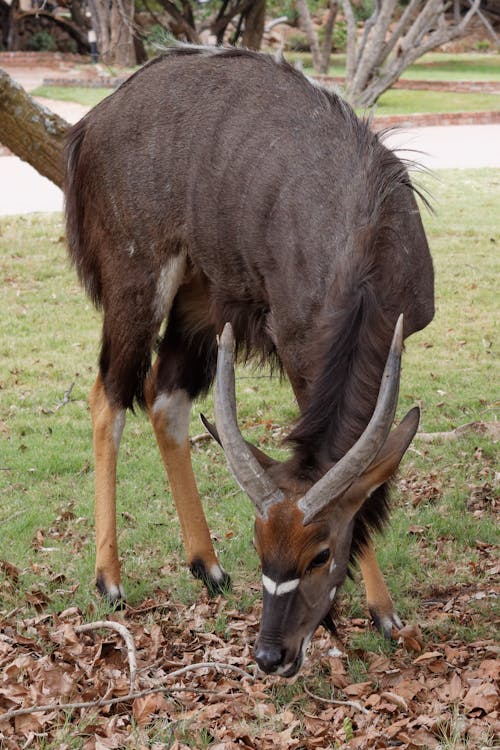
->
[[291, 51, 500, 81], [32, 85, 112, 107], [401, 52, 500, 81], [372, 88, 500, 115]]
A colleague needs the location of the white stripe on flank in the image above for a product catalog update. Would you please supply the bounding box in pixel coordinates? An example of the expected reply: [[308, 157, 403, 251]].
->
[[329, 586, 337, 601], [154, 251, 187, 322], [262, 575, 300, 596]]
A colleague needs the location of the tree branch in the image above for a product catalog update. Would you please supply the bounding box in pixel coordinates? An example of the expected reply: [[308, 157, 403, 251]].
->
[[0, 661, 254, 724], [156, 0, 200, 43], [0, 68, 68, 187], [74, 620, 138, 692]]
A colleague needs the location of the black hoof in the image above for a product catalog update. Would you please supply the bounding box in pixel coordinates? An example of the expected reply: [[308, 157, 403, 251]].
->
[[190, 559, 231, 596], [369, 607, 403, 639], [96, 575, 127, 609], [321, 611, 338, 635]]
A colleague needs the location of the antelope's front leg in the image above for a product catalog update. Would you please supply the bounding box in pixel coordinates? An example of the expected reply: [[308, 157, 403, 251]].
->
[[90, 375, 126, 601], [359, 540, 402, 638], [147, 381, 230, 595]]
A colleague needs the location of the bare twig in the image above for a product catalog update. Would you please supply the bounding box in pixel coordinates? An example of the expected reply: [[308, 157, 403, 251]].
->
[[190, 432, 212, 445], [44, 382, 76, 414], [303, 683, 370, 715], [416, 421, 500, 443], [56, 382, 75, 411], [0, 661, 254, 724], [74, 620, 138, 691]]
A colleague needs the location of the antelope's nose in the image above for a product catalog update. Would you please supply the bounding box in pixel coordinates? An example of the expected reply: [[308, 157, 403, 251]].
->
[[254, 640, 285, 673]]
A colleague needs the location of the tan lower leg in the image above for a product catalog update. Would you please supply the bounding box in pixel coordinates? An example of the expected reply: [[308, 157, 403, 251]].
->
[[147, 386, 223, 579], [90, 375, 124, 598], [359, 540, 401, 633]]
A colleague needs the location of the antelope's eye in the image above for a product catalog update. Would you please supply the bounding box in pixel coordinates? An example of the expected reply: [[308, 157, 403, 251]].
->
[[308, 549, 330, 571]]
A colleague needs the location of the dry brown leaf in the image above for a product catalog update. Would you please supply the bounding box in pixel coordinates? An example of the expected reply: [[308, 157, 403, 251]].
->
[[398, 728, 438, 747], [463, 682, 499, 714], [132, 693, 164, 725], [447, 672, 463, 701], [413, 651, 442, 664], [0, 561, 20, 581], [477, 659, 500, 681], [392, 679, 426, 701], [302, 714, 327, 736], [343, 681, 373, 697], [380, 691, 409, 712], [14, 712, 46, 737], [385, 717, 410, 737], [40, 664, 76, 696], [398, 623, 424, 653]]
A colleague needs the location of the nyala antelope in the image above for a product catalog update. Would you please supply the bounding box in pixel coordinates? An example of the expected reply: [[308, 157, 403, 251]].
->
[[64, 46, 434, 677]]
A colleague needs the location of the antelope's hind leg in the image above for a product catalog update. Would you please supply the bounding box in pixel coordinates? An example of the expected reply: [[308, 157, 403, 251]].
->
[[90, 374, 127, 602], [359, 540, 403, 639], [90, 250, 182, 602], [146, 291, 230, 595], [91, 293, 160, 602]]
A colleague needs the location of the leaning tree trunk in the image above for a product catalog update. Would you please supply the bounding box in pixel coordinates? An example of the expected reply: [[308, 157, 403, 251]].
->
[[0, 68, 69, 188]]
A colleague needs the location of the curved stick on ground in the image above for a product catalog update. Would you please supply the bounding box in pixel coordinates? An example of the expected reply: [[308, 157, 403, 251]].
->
[[303, 683, 370, 715], [74, 620, 138, 691]]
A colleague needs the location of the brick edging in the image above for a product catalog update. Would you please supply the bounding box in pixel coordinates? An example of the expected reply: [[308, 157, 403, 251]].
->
[[0, 51, 90, 66], [42, 76, 127, 89], [371, 110, 500, 128]]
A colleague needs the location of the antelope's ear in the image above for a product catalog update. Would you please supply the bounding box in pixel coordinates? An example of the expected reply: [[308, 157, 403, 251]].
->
[[339, 407, 420, 517], [199, 413, 280, 471], [200, 413, 223, 446]]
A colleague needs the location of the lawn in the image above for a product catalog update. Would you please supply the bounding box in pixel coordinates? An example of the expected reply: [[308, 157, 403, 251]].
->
[[290, 51, 500, 81], [373, 88, 500, 115], [0, 170, 498, 747], [32, 84, 111, 108]]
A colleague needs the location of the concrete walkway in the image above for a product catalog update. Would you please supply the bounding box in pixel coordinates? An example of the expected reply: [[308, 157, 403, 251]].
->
[[384, 124, 500, 170]]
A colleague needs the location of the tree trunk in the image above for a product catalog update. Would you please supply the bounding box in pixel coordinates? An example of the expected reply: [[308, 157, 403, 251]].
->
[[0, 68, 68, 188], [319, 0, 339, 75], [242, 0, 266, 50], [87, 0, 137, 66], [295, 0, 322, 72], [157, 0, 200, 43], [342, 0, 482, 108]]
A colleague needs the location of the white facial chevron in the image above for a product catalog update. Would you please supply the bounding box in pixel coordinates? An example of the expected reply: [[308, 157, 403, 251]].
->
[[262, 575, 300, 596]]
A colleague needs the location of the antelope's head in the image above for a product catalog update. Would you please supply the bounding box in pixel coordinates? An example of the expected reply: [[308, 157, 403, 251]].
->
[[204, 317, 419, 678]]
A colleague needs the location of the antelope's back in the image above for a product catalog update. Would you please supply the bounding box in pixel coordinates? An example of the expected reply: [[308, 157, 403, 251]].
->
[[64, 47, 434, 337]]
